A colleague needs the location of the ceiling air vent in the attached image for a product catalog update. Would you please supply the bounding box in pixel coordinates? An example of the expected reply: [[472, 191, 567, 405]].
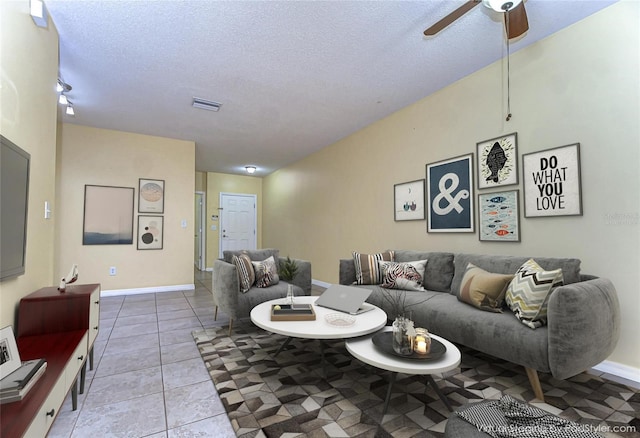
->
[[192, 97, 222, 112]]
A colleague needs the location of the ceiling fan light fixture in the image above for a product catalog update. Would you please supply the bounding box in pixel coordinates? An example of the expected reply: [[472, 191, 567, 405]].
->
[[482, 0, 522, 12]]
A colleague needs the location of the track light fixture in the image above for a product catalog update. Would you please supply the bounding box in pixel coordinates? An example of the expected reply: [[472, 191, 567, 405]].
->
[[65, 103, 75, 116]]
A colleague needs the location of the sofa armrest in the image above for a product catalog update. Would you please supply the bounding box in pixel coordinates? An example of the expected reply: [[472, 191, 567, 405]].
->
[[339, 259, 356, 285], [280, 257, 312, 296], [547, 277, 620, 379], [212, 259, 241, 318]]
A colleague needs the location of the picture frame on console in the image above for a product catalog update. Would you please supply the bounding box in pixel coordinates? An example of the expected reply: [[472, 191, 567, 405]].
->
[[522, 143, 582, 218], [138, 178, 165, 214], [394, 179, 425, 221], [0, 326, 21, 378], [478, 190, 520, 242], [476, 132, 518, 189], [426, 153, 474, 233]]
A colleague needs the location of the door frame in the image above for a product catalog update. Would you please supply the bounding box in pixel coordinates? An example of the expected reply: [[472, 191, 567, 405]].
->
[[194, 191, 206, 271], [219, 192, 257, 258]]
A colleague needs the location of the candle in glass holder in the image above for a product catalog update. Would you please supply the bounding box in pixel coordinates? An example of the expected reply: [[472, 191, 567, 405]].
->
[[414, 328, 431, 354]]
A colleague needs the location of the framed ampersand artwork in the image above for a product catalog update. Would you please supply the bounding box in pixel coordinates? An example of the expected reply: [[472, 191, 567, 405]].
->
[[476, 133, 518, 189], [426, 153, 475, 233]]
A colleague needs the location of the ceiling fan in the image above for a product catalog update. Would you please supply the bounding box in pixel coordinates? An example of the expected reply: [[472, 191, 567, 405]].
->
[[424, 0, 529, 39]]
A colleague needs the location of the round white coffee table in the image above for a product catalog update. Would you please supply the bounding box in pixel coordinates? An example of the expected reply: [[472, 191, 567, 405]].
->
[[250, 296, 387, 358], [345, 326, 461, 415]]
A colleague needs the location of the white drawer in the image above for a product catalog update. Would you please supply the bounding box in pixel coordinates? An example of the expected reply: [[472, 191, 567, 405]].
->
[[89, 288, 100, 348], [65, 332, 88, 386], [23, 373, 66, 438]]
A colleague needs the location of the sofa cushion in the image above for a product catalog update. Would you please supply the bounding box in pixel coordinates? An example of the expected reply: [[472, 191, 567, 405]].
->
[[379, 260, 427, 291], [505, 259, 564, 329], [352, 251, 394, 285], [223, 248, 280, 264], [458, 263, 513, 312], [451, 253, 580, 294], [232, 254, 255, 293], [392, 250, 455, 292], [251, 256, 280, 288]]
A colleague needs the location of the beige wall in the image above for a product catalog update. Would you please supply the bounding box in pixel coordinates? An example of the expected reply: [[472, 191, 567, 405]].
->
[[0, 1, 59, 327], [263, 1, 639, 370], [55, 124, 195, 291], [205, 173, 262, 268]]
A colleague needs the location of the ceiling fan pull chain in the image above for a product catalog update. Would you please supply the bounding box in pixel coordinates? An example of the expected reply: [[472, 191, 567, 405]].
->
[[505, 10, 512, 122]]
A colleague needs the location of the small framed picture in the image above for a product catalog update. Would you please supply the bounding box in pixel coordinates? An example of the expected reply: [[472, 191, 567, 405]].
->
[[426, 153, 474, 233], [138, 179, 165, 214], [394, 179, 425, 221], [0, 326, 21, 378], [476, 132, 518, 189], [522, 143, 582, 217], [478, 190, 520, 242], [137, 216, 164, 250]]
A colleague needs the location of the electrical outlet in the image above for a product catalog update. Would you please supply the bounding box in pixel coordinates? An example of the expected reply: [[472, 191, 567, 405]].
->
[[109, 266, 116, 276]]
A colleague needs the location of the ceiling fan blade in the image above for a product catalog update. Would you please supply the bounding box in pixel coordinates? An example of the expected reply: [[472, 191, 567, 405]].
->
[[424, 0, 481, 36], [505, 1, 529, 39]]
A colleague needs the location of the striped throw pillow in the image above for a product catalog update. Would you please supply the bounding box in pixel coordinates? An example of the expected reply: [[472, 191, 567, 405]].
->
[[232, 254, 255, 293], [505, 259, 564, 329], [352, 251, 394, 285]]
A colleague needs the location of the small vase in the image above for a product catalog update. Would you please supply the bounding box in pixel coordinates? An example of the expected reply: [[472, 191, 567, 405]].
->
[[286, 284, 295, 305], [392, 316, 414, 356]]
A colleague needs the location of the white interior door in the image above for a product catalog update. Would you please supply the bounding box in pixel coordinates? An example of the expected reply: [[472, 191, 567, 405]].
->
[[219, 193, 257, 258], [194, 192, 205, 270]]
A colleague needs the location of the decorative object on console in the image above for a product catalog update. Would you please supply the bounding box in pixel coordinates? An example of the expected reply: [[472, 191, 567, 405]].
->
[[522, 143, 582, 218], [478, 190, 520, 242], [0, 326, 21, 378], [137, 215, 163, 250], [138, 178, 164, 214], [426, 153, 475, 233], [352, 251, 394, 285], [505, 259, 564, 329], [83, 185, 134, 245], [57, 264, 78, 292], [394, 179, 425, 221], [476, 133, 518, 189]]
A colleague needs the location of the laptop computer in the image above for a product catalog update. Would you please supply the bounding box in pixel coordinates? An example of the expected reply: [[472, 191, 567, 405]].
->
[[315, 284, 375, 315]]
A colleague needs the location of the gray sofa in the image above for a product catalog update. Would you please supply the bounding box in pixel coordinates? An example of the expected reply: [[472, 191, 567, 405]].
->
[[339, 250, 620, 401], [212, 248, 312, 334]]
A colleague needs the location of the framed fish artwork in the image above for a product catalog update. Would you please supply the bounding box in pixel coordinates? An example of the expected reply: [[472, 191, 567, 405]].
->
[[394, 179, 425, 221], [476, 133, 518, 189], [478, 190, 520, 242]]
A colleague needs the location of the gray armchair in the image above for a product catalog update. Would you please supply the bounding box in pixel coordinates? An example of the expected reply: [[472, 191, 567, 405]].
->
[[212, 249, 312, 334]]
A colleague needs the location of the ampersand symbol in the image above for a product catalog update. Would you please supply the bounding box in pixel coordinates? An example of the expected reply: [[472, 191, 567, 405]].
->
[[433, 173, 470, 215]]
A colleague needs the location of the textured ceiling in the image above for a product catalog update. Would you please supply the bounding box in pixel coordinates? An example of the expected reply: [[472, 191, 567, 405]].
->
[[46, 0, 617, 176]]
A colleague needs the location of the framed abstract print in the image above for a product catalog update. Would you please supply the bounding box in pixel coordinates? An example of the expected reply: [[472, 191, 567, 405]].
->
[[394, 179, 425, 221], [138, 178, 165, 214], [478, 190, 520, 242], [137, 215, 164, 250], [83, 185, 134, 245]]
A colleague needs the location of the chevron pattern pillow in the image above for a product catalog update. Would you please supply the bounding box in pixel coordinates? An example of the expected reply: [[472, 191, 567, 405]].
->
[[505, 259, 564, 329]]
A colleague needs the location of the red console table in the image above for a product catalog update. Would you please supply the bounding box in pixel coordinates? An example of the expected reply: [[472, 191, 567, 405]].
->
[[0, 283, 100, 438]]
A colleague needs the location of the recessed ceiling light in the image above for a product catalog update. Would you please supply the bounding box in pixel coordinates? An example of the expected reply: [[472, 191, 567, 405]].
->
[[192, 97, 222, 112]]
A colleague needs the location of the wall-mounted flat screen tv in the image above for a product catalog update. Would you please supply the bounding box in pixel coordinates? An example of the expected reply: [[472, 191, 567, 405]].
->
[[1, 135, 30, 281]]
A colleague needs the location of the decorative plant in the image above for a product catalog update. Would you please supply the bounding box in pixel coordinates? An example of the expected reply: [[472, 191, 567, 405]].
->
[[278, 256, 299, 281]]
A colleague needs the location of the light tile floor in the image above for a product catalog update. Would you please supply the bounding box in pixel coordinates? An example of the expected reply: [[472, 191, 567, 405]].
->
[[48, 269, 236, 438]]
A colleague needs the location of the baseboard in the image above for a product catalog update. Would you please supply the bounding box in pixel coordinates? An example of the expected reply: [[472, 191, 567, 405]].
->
[[312, 279, 332, 289], [101, 283, 195, 297], [592, 360, 640, 386]]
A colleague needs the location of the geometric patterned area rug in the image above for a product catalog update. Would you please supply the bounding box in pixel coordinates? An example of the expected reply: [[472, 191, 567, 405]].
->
[[192, 323, 639, 438]]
